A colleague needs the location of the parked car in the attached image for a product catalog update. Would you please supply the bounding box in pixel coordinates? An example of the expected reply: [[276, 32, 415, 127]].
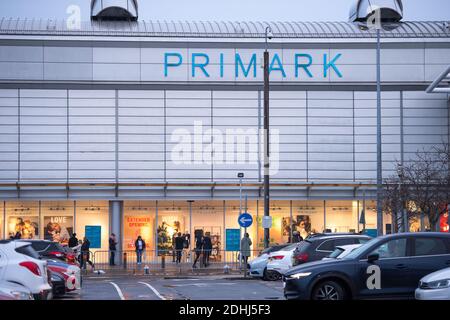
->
[[249, 244, 291, 280], [45, 258, 82, 292], [283, 232, 450, 300], [265, 243, 303, 280], [0, 280, 33, 300], [322, 244, 362, 261], [415, 267, 450, 300], [49, 271, 66, 298], [292, 234, 371, 266], [0, 240, 52, 300], [18, 240, 78, 266]]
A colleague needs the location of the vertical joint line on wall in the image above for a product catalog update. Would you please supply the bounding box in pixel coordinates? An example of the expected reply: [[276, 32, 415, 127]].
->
[[115, 90, 119, 198], [258, 90, 262, 183], [211, 90, 213, 182], [164, 90, 167, 183], [400, 91, 404, 166], [17, 89, 20, 185], [3, 201, 6, 240], [66, 89, 69, 196], [306, 91, 309, 183], [353, 91, 356, 182]]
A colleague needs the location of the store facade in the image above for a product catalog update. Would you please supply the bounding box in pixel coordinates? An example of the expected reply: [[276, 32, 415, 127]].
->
[[0, 19, 449, 253]]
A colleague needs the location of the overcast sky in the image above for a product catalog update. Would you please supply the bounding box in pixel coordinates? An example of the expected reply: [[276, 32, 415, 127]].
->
[[0, 0, 449, 21]]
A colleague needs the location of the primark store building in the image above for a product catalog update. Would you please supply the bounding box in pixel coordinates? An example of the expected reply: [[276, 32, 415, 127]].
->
[[0, 0, 449, 255]]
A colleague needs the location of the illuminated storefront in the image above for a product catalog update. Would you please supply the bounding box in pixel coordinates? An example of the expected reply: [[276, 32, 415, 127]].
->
[[0, 12, 449, 250]]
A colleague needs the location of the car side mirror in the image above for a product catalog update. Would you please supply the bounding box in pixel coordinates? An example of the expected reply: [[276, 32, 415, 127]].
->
[[367, 253, 379, 263]]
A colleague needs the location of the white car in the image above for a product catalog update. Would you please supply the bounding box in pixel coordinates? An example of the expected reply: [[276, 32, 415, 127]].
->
[[249, 244, 290, 280], [415, 267, 450, 300], [265, 243, 301, 280], [322, 244, 362, 261], [0, 280, 33, 300], [0, 240, 53, 300]]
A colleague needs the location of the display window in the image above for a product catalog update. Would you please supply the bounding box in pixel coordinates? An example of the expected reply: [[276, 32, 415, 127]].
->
[[123, 201, 156, 251], [74, 200, 109, 252], [1, 201, 4, 239], [5, 201, 39, 239], [292, 200, 325, 238], [225, 200, 258, 257], [361, 200, 391, 234], [191, 200, 224, 262], [325, 200, 358, 233], [158, 201, 190, 255], [40, 201, 74, 245], [256, 200, 290, 247]]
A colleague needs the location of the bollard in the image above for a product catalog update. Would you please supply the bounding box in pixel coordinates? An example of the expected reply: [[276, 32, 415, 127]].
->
[[144, 265, 150, 275], [123, 252, 127, 270], [161, 254, 165, 269], [223, 264, 230, 274]]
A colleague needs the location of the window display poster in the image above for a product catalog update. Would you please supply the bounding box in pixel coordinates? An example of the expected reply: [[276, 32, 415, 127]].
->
[[85, 226, 101, 248], [124, 216, 154, 249], [43, 216, 73, 244], [226, 229, 240, 251], [8, 216, 39, 239]]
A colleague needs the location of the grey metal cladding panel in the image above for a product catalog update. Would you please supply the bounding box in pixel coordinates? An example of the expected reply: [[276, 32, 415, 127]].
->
[[93, 47, 140, 63], [93, 63, 140, 81], [0, 46, 43, 62], [0, 62, 43, 80], [44, 63, 93, 81], [44, 47, 93, 63]]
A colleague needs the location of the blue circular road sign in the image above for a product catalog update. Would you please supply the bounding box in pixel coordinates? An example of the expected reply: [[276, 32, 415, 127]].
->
[[238, 213, 253, 228]]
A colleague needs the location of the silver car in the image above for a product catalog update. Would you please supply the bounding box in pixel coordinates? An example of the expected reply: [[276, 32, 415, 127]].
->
[[415, 267, 450, 300]]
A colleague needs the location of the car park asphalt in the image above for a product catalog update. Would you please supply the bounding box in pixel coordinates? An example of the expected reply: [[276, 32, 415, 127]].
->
[[57, 275, 285, 300]]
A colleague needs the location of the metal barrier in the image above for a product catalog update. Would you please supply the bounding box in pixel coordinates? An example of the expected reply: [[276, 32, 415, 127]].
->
[[92, 249, 262, 273]]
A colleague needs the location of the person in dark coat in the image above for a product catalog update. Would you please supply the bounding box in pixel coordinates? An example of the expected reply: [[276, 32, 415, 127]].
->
[[192, 235, 204, 269], [80, 237, 94, 270], [109, 233, 117, 266], [292, 231, 303, 243], [202, 232, 213, 267], [174, 232, 185, 264], [68, 233, 78, 248], [135, 236, 146, 264]]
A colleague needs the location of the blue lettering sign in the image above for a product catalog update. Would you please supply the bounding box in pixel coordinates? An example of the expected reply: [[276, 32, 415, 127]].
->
[[323, 53, 343, 78], [295, 53, 313, 78], [164, 53, 183, 77], [191, 53, 210, 77], [235, 53, 257, 78], [269, 53, 286, 77]]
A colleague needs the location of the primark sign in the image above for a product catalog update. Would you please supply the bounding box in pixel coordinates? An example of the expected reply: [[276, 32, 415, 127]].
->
[[163, 52, 343, 80]]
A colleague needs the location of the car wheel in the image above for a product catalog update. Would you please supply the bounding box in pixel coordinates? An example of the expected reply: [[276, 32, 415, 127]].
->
[[312, 281, 345, 300], [264, 269, 281, 281]]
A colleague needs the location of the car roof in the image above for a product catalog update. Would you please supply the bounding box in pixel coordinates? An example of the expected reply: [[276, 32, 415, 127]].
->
[[376, 232, 450, 240], [307, 234, 371, 241]]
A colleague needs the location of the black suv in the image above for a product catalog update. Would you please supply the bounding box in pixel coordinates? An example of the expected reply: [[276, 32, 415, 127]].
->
[[292, 233, 372, 266], [284, 232, 450, 300]]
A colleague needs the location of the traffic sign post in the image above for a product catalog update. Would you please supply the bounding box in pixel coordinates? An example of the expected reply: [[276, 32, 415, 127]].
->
[[238, 212, 253, 278]]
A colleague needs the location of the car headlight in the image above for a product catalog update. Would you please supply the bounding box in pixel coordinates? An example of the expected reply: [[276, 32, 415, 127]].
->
[[10, 291, 33, 300], [426, 279, 450, 289], [288, 272, 312, 279]]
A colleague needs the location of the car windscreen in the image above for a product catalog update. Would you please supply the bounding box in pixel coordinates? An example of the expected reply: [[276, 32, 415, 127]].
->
[[15, 244, 41, 260], [47, 242, 66, 253], [344, 238, 378, 259], [328, 247, 345, 259]]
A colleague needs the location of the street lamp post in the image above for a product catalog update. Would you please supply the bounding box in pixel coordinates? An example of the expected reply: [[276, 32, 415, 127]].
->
[[238, 172, 244, 269], [263, 26, 272, 249], [375, 28, 384, 237]]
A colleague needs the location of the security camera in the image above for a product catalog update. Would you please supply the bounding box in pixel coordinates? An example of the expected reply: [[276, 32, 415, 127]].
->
[[443, 22, 450, 32]]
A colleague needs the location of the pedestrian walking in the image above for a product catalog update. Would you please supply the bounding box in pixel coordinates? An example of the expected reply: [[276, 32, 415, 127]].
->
[[202, 232, 213, 267], [192, 234, 203, 269], [135, 236, 146, 265], [240, 233, 252, 266], [80, 237, 94, 270], [68, 233, 78, 248], [109, 233, 117, 266], [174, 232, 184, 264]]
